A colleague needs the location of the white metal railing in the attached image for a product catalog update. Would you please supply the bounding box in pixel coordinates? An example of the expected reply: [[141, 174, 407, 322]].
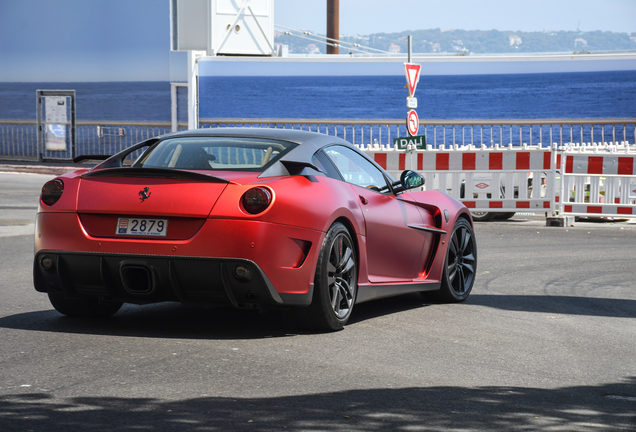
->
[[0, 120, 187, 161], [1, 118, 635, 161], [199, 118, 636, 149], [0, 120, 39, 160]]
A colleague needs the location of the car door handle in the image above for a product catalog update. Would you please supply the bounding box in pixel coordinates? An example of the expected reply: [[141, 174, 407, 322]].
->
[[359, 195, 368, 205]]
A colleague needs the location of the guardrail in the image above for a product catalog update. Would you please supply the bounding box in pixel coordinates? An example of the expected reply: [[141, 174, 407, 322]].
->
[[200, 118, 636, 149], [0, 120, 187, 161], [1, 118, 635, 161], [0, 120, 39, 160]]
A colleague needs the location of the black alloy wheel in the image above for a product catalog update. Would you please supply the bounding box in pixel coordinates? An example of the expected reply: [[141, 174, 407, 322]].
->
[[438, 218, 477, 302], [297, 222, 358, 331], [326, 230, 357, 320]]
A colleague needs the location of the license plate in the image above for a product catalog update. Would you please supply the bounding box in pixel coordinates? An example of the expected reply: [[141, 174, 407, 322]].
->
[[116, 218, 168, 237]]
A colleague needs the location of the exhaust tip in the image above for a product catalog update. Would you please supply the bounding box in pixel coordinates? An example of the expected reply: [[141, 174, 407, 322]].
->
[[120, 265, 153, 294]]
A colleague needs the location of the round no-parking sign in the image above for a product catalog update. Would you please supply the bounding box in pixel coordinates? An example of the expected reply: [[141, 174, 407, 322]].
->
[[407, 109, 419, 136]]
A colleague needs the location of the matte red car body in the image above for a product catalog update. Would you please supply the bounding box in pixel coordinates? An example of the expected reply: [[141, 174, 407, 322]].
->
[[34, 128, 473, 317]]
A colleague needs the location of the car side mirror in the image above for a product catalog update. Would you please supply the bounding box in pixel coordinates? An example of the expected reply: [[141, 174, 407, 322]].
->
[[400, 170, 424, 190]]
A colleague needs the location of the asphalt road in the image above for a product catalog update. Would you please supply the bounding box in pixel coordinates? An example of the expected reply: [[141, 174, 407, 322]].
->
[[0, 172, 634, 431]]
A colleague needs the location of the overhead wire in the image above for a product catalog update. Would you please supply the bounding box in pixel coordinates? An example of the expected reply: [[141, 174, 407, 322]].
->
[[274, 24, 394, 55]]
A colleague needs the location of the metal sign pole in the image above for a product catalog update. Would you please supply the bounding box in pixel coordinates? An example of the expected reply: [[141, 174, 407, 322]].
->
[[36, 92, 43, 162], [403, 36, 423, 142]]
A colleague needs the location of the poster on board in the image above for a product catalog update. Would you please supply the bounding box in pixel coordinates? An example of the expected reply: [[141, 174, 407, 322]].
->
[[45, 96, 68, 124], [45, 124, 67, 151]]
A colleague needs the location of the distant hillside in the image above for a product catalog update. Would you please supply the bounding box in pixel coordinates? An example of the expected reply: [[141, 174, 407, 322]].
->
[[274, 28, 636, 55]]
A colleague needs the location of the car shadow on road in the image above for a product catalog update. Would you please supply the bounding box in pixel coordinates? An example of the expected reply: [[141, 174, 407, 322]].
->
[[466, 294, 636, 318], [0, 294, 430, 339], [1, 379, 634, 431], [348, 292, 430, 324], [0, 293, 631, 339], [0, 303, 293, 340]]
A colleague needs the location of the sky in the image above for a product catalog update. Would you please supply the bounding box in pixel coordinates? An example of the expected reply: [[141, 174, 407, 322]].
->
[[1, 0, 635, 82], [276, 0, 636, 35]]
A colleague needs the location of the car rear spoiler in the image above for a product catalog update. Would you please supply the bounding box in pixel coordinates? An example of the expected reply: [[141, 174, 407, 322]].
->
[[81, 167, 230, 183]]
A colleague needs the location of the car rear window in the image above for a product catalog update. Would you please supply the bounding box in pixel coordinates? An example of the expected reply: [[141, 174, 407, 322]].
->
[[134, 137, 297, 171]]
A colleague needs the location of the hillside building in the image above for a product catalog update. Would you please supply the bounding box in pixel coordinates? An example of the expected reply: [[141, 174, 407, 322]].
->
[[509, 35, 523, 47]]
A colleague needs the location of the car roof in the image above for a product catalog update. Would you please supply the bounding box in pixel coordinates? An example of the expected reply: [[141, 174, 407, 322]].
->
[[162, 127, 341, 145]]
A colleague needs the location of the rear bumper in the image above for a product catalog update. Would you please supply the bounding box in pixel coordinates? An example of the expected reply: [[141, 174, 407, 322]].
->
[[34, 251, 313, 308], [34, 212, 324, 307]]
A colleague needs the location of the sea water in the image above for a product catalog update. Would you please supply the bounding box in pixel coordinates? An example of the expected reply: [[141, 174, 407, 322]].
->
[[1, 71, 635, 122]]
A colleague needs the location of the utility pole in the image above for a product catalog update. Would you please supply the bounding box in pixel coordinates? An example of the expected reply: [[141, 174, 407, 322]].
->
[[327, 0, 339, 54]]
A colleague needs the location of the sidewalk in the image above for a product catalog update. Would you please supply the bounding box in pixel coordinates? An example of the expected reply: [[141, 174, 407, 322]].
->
[[0, 159, 94, 176]]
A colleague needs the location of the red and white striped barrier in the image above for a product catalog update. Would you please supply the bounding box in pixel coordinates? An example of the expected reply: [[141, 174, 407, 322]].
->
[[366, 148, 553, 172], [559, 151, 636, 217], [562, 204, 636, 216], [416, 150, 552, 172], [363, 147, 556, 213], [361, 144, 636, 221], [564, 154, 636, 176], [419, 148, 555, 213]]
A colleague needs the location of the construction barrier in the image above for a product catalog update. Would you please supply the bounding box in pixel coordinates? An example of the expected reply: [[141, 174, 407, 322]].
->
[[558, 145, 636, 218], [363, 145, 557, 215], [363, 142, 636, 221]]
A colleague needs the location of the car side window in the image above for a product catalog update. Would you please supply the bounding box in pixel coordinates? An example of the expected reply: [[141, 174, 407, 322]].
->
[[324, 145, 390, 192], [311, 151, 343, 180]]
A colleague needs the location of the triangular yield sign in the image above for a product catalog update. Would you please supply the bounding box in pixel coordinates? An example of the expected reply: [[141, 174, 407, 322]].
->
[[404, 63, 421, 97]]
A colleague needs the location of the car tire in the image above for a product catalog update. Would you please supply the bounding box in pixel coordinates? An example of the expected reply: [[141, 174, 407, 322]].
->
[[495, 212, 516, 220], [470, 211, 495, 221], [434, 217, 477, 303], [48, 293, 123, 318], [294, 222, 357, 332]]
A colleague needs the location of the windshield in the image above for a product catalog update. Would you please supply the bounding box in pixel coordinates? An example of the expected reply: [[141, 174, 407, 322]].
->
[[134, 137, 297, 171]]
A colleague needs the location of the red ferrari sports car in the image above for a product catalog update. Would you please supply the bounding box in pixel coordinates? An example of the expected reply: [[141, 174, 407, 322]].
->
[[34, 128, 476, 331]]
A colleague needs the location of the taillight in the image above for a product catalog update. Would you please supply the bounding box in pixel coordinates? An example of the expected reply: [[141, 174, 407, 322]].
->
[[241, 187, 272, 214], [41, 179, 64, 206]]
